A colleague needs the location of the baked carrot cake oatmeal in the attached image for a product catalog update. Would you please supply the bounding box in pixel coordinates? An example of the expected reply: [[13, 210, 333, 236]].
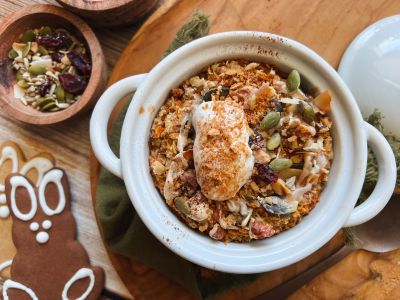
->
[[149, 60, 333, 243]]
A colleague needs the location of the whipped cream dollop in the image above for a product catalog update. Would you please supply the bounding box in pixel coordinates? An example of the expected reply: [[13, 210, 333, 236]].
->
[[192, 101, 254, 201]]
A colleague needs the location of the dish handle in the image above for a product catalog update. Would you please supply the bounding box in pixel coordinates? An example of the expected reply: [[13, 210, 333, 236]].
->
[[90, 74, 148, 178], [344, 122, 397, 227]]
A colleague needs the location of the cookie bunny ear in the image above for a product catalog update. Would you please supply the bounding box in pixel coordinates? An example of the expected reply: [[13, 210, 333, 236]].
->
[[0, 142, 23, 176], [38, 168, 70, 217], [2, 279, 39, 299], [5, 174, 38, 222]]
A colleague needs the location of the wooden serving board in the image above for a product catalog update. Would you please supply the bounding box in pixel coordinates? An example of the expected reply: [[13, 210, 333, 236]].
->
[[90, 0, 400, 299]]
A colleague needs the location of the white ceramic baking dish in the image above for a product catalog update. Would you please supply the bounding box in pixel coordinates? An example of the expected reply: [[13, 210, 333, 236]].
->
[[90, 31, 396, 273]]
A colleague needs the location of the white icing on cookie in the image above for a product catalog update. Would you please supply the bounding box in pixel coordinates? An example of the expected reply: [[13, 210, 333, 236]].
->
[[20, 157, 54, 186], [38, 169, 66, 216], [30, 222, 39, 232], [10, 176, 37, 221], [0, 193, 6, 204], [0, 147, 19, 172], [0, 146, 19, 193], [0, 194, 8, 219], [42, 219, 52, 230], [0, 259, 12, 272], [0, 206, 10, 218], [36, 231, 49, 244], [62, 268, 95, 300], [3, 279, 38, 300]]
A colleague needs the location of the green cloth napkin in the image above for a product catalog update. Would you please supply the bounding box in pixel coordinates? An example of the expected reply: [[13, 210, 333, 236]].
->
[[96, 11, 400, 299]]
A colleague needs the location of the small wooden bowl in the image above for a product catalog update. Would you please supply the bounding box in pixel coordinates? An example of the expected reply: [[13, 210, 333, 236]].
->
[[0, 4, 107, 125], [56, 0, 160, 27]]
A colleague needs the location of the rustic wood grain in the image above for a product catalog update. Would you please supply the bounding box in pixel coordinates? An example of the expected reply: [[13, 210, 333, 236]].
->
[[290, 248, 400, 300], [89, 0, 400, 299], [56, 0, 160, 27], [0, 4, 107, 124], [0, 0, 147, 298]]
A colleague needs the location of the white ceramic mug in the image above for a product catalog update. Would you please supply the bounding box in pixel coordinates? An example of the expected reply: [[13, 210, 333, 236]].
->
[[90, 32, 396, 273]]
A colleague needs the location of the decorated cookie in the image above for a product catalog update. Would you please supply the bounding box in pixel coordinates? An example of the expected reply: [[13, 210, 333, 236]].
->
[[2, 168, 104, 299], [0, 141, 55, 283]]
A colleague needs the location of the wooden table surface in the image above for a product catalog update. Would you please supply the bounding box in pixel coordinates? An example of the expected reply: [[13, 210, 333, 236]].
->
[[2, 1, 399, 299], [0, 0, 149, 298]]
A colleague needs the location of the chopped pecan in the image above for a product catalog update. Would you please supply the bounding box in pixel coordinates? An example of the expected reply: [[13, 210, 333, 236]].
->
[[180, 169, 198, 189], [250, 219, 275, 239], [209, 224, 226, 240]]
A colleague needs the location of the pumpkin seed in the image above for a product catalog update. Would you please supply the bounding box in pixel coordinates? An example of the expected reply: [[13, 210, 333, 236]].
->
[[28, 64, 46, 76], [266, 132, 281, 150], [17, 80, 29, 88], [260, 111, 280, 131], [287, 69, 300, 92], [49, 107, 61, 112], [301, 101, 315, 123], [55, 85, 65, 102], [8, 49, 18, 59], [174, 197, 191, 215], [270, 158, 293, 171], [22, 30, 36, 43], [39, 26, 52, 36], [36, 96, 54, 106], [22, 42, 31, 58], [16, 70, 24, 81], [40, 101, 56, 111], [279, 168, 302, 179], [38, 45, 48, 55]]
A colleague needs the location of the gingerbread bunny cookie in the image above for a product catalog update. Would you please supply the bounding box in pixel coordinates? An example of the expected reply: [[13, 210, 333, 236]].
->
[[2, 168, 104, 299], [0, 141, 55, 283]]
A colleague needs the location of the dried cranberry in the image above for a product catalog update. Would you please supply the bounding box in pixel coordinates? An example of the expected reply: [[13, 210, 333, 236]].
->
[[37, 80, 52, 97], [37, 32, 72, 49], [59, 73, 87, 94], [67, 51, 91, 75], [51, 52, 64, 63], [209, 224, 225, 241], [255, 163, 279, 184]]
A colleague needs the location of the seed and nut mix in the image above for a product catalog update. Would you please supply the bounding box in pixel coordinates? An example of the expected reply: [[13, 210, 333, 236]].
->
[[9, 26, 91, 112]]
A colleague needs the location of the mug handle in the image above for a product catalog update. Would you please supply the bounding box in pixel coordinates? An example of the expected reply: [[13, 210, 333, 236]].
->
[[344, 122, 397, 227], [90, 74, 148, 178]]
